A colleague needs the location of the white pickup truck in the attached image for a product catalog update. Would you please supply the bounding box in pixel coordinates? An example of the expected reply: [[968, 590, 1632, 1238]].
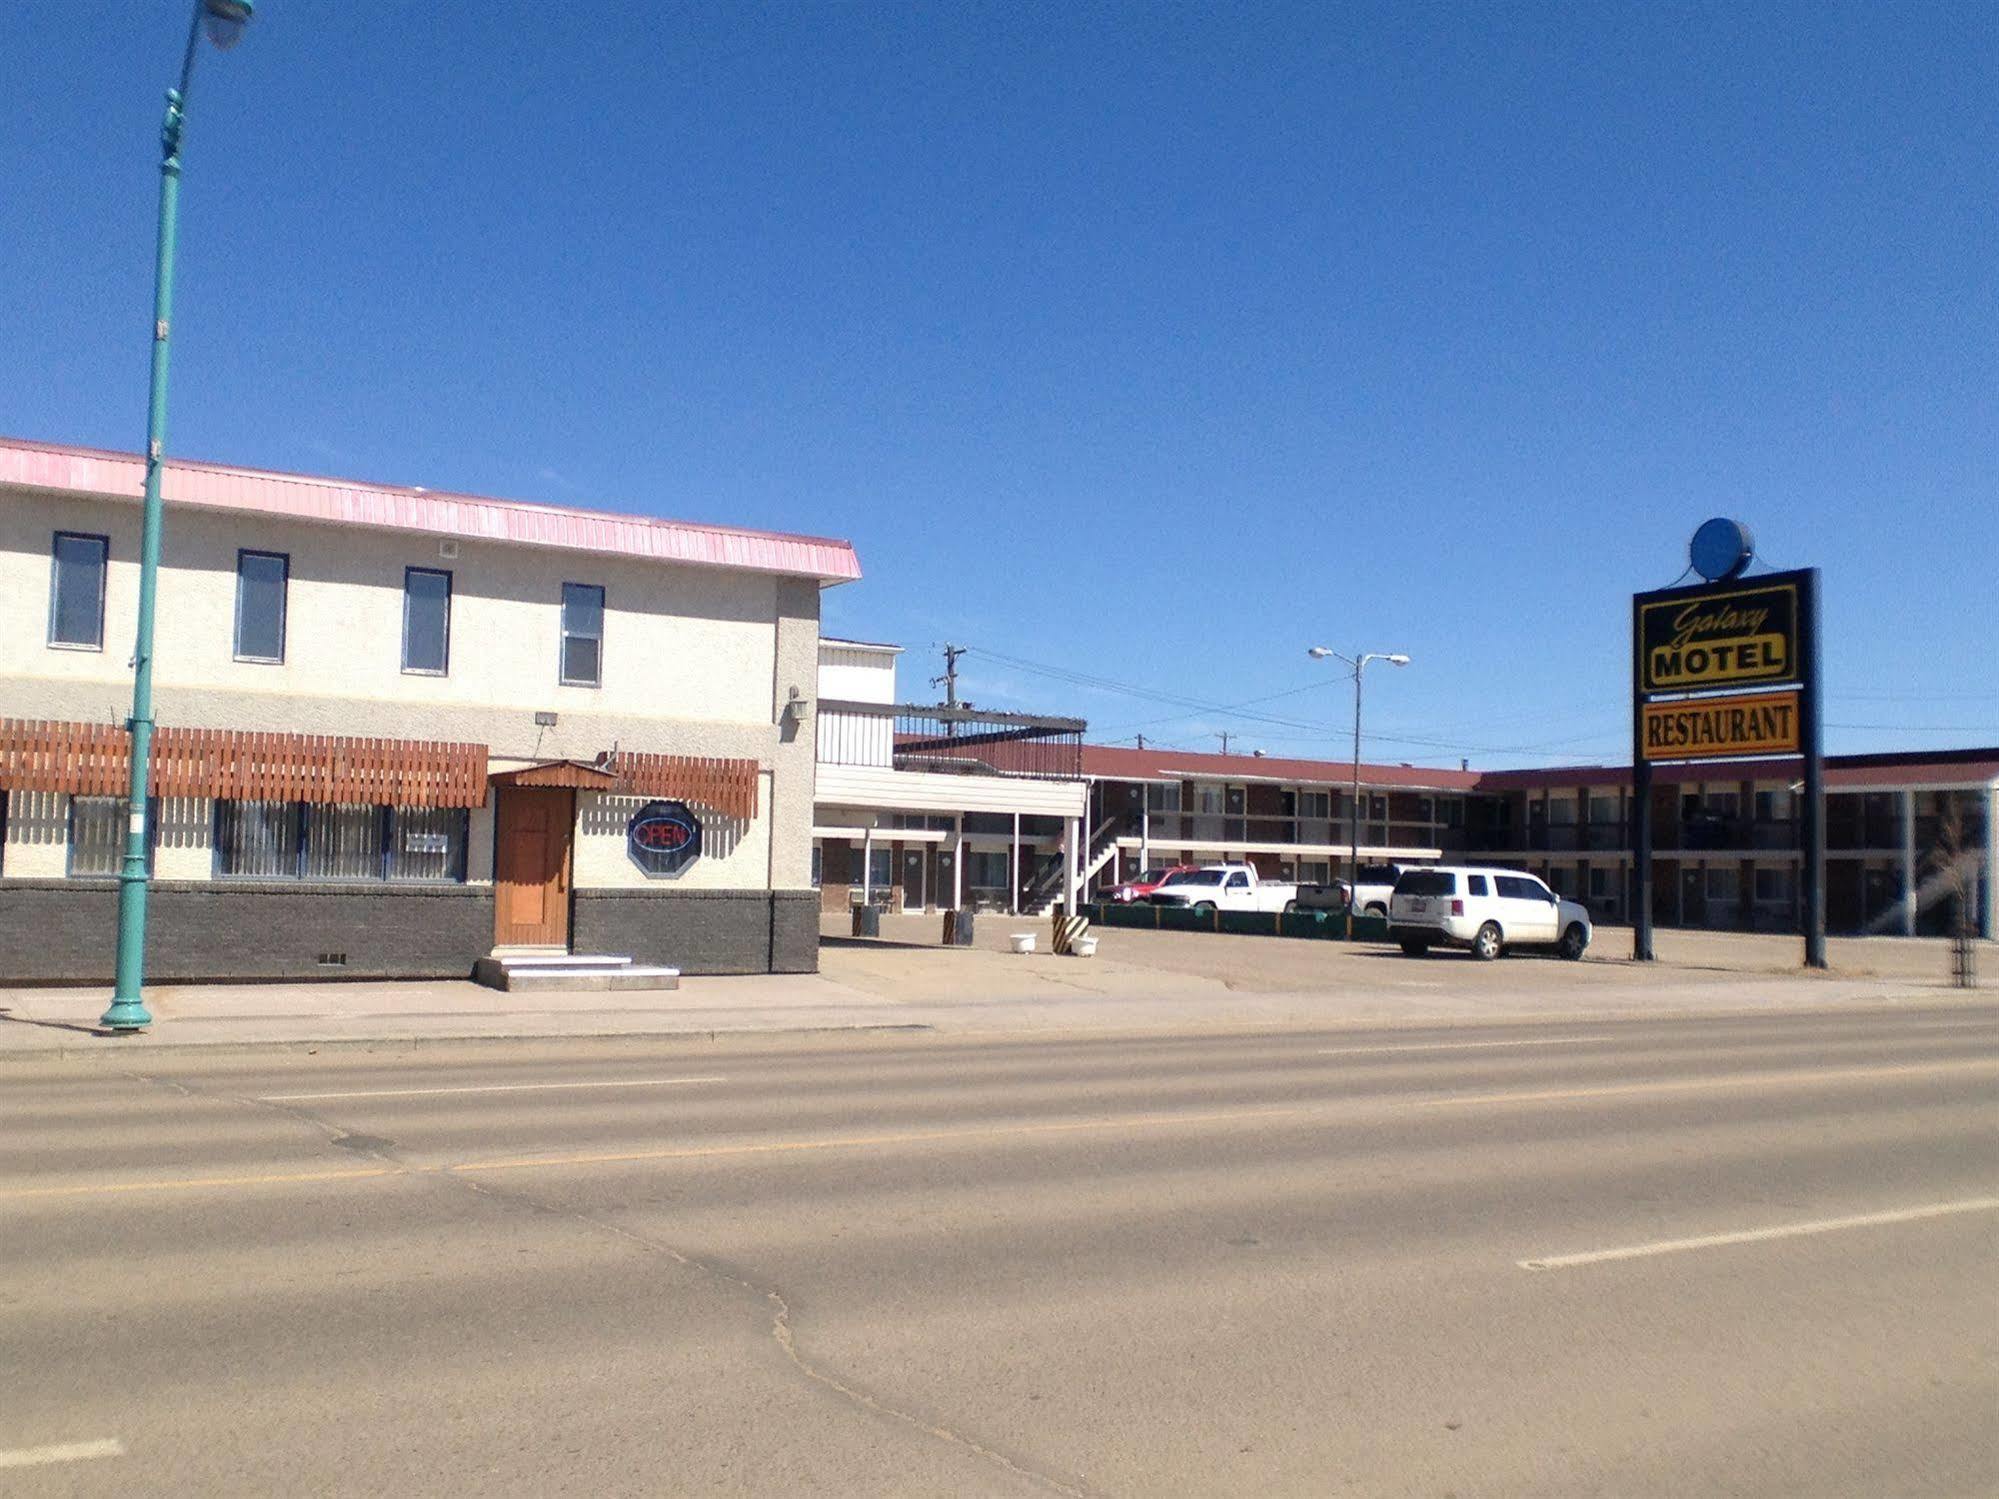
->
[[1141, 863, 1306, 915]]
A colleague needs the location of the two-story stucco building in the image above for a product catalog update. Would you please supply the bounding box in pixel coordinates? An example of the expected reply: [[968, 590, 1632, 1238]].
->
[[0, 437, 859, 982]]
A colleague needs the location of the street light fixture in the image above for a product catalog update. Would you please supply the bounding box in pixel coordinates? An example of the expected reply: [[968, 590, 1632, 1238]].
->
[[102, 0, 258, 1033], [1307, 647, 1411, 912]]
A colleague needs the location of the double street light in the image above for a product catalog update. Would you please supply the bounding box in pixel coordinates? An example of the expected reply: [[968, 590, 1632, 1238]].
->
[[102, 0, 258, 1032], [1306, 647, 1411, 908]]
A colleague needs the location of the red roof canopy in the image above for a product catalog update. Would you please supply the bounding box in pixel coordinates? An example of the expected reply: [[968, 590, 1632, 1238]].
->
[[0, 436, 861, 584]]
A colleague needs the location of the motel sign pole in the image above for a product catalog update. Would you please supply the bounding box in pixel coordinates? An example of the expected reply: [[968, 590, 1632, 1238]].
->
[[104, 0, 258, 1032]]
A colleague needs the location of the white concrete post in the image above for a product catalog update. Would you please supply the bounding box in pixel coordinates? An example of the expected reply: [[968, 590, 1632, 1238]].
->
[[1063, 816, 1080, 913], [1901, 789, 1917, 936], [953, 815, 965, 912], [1140, 798, 1151, 870], [1010, 813, 1021, 916], [1985, 785, 1997, 940], [861, 829, 873, 905]]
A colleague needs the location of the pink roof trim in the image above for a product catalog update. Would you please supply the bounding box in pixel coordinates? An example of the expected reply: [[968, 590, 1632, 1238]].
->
[[0, 437, 862, 584]]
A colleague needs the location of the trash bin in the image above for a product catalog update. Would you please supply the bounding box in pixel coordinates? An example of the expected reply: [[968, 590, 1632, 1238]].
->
[[943, 909, 975, 946], [851, 904, 883, 938]]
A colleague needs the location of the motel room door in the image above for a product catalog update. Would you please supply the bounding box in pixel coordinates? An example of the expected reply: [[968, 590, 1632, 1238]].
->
[[494, 787, 574, 948]]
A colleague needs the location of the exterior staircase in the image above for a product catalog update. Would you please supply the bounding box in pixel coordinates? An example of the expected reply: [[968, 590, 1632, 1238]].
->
[[1021, 818, 1123, 916], [472, 950, 680, 993]]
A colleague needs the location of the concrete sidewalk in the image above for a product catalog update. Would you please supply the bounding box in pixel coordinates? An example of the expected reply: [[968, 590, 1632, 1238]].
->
[[0, 919, 1983, 1054]]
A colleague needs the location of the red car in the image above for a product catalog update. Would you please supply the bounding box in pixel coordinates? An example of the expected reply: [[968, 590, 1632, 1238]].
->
[[1103, 864, 1199, 904]]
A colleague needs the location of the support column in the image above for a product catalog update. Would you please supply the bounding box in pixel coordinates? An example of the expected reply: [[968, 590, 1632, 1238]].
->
[[1061, 816, 1078, 914], [861, 828, 873, 905], [953, 815, 964, 912], [1140, 799, 1151, 871], [1010, 813, 1020, 916], [1901, 788, 1917, 937], [1985, 785, 1996, 940]]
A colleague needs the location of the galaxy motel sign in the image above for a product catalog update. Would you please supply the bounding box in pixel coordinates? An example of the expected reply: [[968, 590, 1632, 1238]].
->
[[1629, 517, 1826, 966]]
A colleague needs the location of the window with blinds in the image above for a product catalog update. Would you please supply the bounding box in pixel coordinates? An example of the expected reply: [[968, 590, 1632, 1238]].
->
[[213, 802, 468, 882], [68, 797, 156, 877]]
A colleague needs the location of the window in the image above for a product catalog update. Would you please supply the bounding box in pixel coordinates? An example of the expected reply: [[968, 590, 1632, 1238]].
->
[[811, 845, 823, 888], [1588, 794, 1620, 825], [214, 800, 468, 881], [1466, 874, 1490, 897], [1547, 796, 1578, 826], [1706, 866, 1741, 902], [1226, 872, 1250, 889], [386, 807, 469, 882], [402, 567, 451, 675], [1145, 783, 1181, 813], [303, 804, 385, 880], [967, 851, 1008, 888], [1297, 790, 1331, 820], [1754, 789, 1793, 822], [1589, 867, 1613, 897], [560, 582, 604, 686], [1194, 784, 1225, 815], [67, 797, 155, 877], [1394, 870, 1457, 897], [49, 532, 109, 649], [215, 799, 302, 877], [1495, 875, 1551, 902], [867, 846, 894, 891], [1300, 860, 1331, 883], [234, 550, 288, 662], [1754, 867, 1794, 903]]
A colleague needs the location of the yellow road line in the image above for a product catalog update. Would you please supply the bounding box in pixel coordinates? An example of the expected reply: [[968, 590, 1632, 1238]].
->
[[1421, 1057, 1999, 1109]]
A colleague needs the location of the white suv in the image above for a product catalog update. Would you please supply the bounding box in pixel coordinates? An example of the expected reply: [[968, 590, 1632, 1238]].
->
[[1387, 866, 1592, 961]]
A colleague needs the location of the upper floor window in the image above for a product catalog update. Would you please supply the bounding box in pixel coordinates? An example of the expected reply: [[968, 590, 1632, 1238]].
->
[[560, 582, 604, 686], [48, 531, 108, 649], [234, 550, 288, 663], [402, 567, 451, 675]]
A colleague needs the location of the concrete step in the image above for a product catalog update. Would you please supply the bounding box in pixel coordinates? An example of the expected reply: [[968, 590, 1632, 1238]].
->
[[473, 953, 680, 993]]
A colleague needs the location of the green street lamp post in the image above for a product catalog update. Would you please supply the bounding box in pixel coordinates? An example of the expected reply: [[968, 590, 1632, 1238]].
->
[[103, 0, 257, 1032], [1307, 647, 1411, 913]]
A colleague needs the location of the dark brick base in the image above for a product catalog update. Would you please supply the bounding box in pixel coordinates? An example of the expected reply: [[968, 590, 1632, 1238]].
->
[[572, 888, 821, 976], [0, 881, 494, 983], [0, 882, 821, 984]]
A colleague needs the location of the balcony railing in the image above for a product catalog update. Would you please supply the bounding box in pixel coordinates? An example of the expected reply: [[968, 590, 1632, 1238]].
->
[[817, 701, 1085, 781], [1117, 811, 1463, 851]]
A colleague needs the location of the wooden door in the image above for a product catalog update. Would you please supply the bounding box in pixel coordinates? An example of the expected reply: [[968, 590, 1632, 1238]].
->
[[493, 787, 573, 948]]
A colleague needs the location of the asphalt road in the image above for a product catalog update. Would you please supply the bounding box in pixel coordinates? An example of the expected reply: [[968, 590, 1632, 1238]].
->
[[4, 1004, 1995, 1496]]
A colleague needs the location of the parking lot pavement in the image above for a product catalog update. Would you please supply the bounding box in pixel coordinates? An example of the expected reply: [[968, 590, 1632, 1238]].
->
[[0, 920, 1980, 1056]]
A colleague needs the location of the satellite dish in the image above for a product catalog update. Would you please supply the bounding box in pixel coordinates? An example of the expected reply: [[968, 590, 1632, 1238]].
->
[[1690, 518, 1755, 582]]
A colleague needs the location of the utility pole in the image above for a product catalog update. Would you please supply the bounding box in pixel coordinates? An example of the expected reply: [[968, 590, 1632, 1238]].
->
[[932, 643, 965, 708], [1134, 734, 1146, 750], [1215, 731, 1234, 755]]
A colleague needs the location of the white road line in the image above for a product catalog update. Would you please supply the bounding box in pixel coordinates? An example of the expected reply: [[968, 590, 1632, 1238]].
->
[[1317, 1036, 1612, 1057], [1519, 1196, 1999, 1271], [0, 1438, 126, 1469], [259, 1076, 728, 1103]]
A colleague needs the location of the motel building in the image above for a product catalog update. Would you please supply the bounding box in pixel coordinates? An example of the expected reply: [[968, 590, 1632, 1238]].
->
[[0, 437, 859, 984], [1080, 744, 1997, 939], [811, 639, 1091, 916]]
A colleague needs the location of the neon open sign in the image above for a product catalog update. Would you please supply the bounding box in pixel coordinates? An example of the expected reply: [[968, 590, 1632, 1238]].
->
[[627, 800, 701, 876]]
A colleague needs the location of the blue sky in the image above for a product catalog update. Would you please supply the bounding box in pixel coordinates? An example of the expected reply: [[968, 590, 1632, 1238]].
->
[[6, 2, 1994, 767]]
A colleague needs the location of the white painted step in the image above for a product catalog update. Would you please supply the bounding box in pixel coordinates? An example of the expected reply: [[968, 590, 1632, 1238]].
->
[[473, 953, 679, 992]]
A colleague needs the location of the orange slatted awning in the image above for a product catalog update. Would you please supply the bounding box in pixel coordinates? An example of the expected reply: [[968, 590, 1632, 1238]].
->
[[606, 751, 760, 821], [0, 719, 488, 808], [489, 753, 760, 821]]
